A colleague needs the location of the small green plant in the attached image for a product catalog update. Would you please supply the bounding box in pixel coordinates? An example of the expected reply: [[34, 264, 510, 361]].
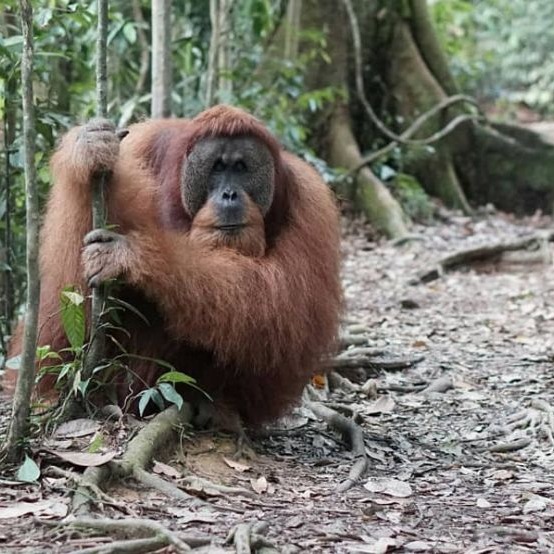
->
[[35, 286, 88, 397], [136, 369, 210, 417], [33, 285, 207, 418]]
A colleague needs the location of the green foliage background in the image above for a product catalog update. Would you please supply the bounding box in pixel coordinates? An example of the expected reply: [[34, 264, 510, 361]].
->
[[432, 0, 554, 114], [2, 0, 553, 356]]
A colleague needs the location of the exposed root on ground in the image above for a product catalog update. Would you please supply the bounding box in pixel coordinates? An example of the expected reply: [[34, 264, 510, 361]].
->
[[333, 323, 424, 377], [226, 520, 280, 554], [489, 398, 554, 454], [306, 398, 368, 492], [413, 231, 554, 284], [72, 404, 195, 516], [180, 475, 256, 498], [39, 517, 211, 553]]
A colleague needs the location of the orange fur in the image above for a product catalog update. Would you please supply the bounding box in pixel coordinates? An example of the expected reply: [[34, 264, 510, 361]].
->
[[8, 105, 342, 425]]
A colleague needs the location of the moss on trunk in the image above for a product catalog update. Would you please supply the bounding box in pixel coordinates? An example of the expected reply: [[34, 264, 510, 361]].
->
[[387, 21, 471, 213], [328, 106, 409, 238]]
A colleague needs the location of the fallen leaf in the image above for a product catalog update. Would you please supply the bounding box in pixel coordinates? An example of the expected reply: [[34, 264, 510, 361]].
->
[[405, 541, 431, 552], [54, 419, 100, 439], [490, 469, 513, 480], [41, 501, 69, 518], [477, 498, 491, 508], [16, 455, 40, 483], [364, 478, 413, 498], [45, 449, 116, 467], [223, 457, 251, 472], [0, 500, 58, 519], [366, 396, 395, 415], [251, 475, 268, 494], [152, 460, 181, 479], [523, 495, 548, 514], [372, 537, 397, 553]]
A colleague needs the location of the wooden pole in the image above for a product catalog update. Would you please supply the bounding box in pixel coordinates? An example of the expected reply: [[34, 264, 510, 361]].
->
[[84, 0, 109, 380]]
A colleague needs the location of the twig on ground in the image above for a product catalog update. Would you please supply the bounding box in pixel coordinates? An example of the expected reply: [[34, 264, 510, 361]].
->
[[489, 437, 531, 453], [180, 475, 256, 498], [486, 526, 539, 543]]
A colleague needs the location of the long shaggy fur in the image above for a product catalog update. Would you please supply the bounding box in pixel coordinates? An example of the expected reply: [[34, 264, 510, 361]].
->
[[8, 105, 342, 425]]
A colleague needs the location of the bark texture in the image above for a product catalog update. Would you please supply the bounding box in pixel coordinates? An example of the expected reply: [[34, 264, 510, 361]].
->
[[3, 0, 40, 463], [151, 0, 172, 117]]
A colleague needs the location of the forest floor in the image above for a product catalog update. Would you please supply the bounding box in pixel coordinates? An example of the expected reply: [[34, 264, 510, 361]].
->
[[2, 210, 554, 553]]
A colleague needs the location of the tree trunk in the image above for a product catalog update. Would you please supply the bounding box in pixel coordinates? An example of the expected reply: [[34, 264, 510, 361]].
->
[[386, 19, 471, 213], [284, 0, 301, 60], [349, 0, 554, 217], [2, 0, 40, 463], [151, 0, 172, 117], [464, 124, 554, 214], [328, 106, 409, 238], [408, 0, 459, 96], [206, 0, 233, 106], [275, 0, 554, 230], [300, 0, 409, 238]]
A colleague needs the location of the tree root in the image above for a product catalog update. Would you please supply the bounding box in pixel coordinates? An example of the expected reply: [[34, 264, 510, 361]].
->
[[413, 232, 554, 284], [72, 404, 195, 516], [39, 517, 211, 553], [489, 437, 531, 453], [489, 399, 554, 453], [180, 475, 256, 498], [306, 401, 368, 492], [331, 346, 423, 372], [226, 520, 279, 554], [328, 371, 359, 393]]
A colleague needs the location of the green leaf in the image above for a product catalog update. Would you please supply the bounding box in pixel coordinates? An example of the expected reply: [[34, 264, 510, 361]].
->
[[35, 8, 53, 28], [158, 383, 184, 411], [122, 22, 137, 44], [138, 388, 164, 417], [88, 433, 105, 453], [56, 363, 75, 383], [76, 378, 90, 397], [16, 455, 40, 483], [36, 345, 61, 362], [60, 288, 86, 349], [1, 35, 23, 49], [62, 290, 85, 306], [156, 371, 197, 385]]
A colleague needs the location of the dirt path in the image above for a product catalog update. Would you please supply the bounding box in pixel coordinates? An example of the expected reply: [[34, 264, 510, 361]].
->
[[1, 212, 554, 553]]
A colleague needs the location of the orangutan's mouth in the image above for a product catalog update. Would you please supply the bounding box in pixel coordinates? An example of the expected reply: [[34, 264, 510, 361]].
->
[[216, 224, 247, 233]]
